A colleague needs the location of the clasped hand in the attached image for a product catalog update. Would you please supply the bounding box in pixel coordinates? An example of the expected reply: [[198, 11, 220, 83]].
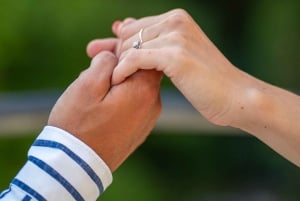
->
[[48, 51, 162, 172]]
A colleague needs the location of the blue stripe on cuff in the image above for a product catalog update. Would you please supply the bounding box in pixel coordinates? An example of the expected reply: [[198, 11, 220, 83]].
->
[[11, 179, 46, 201], [28, 156, 84, 201], [33, 139, 104, 194], [0, 186, 11, 199], [22, 195, 32, 201]]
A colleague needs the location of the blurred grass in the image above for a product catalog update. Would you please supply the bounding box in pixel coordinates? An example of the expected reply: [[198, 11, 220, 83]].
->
[[1, 0, 300, 200]]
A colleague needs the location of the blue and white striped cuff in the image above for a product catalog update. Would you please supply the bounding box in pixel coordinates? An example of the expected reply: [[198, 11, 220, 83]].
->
[[11, 126, 112, 201]]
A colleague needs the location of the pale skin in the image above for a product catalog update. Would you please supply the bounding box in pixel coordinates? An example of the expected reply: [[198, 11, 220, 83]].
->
[[87, 9, 300, 167], [48, 51, 162, 172]]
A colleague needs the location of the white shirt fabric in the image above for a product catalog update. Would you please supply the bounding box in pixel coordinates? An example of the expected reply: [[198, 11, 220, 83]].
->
[[0, 126, 113, 201]]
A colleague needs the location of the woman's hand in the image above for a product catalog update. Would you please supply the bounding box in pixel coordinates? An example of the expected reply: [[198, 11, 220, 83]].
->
[[88, 9, 243, 126], [86, 9, 300, 167]]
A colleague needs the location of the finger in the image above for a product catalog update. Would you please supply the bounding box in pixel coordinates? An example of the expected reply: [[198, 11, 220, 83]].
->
[[116, 9, 181, 40], [116, 15, 162, 40], [112, 18, 136, 35], [84, 51, 118, 99], [118, 21, 165, 53], [86, 38, 119, 58], [117, 9, 192, 53], [112, 21, 122, 36], [112, 49, 168, 85]]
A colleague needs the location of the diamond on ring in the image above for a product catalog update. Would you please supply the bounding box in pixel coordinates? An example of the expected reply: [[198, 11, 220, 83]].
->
[[132, 40, 142, 49], [132, 28, 144, 49]]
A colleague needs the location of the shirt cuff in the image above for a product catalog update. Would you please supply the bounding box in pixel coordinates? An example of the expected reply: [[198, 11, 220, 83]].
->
[[11, 126, 112, 201]]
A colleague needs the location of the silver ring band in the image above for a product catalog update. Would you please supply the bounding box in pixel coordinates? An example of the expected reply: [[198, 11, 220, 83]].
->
[[132, 28, 144, 49]]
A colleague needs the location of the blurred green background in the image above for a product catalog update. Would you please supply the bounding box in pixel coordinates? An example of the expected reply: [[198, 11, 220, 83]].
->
[[0, 0, 300, 200]]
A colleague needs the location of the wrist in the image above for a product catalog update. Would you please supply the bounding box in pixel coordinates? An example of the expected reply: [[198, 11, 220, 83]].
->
[[201, 64, 246, 127], [11, 126, 113, 200], [41, 126, 113, 187], [228, 71, 272, 133]]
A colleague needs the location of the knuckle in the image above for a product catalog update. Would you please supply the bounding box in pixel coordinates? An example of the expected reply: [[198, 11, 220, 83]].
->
[[168, 31, 187, 46], [165, 9, 190, 28], [169, 8, 189, 17]]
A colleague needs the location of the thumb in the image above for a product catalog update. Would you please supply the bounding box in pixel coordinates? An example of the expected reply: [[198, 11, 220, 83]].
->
[[82, 51, 118, 99]]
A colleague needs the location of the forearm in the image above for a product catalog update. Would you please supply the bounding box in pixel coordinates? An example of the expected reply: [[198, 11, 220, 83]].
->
[[230, 70, 300, 167]]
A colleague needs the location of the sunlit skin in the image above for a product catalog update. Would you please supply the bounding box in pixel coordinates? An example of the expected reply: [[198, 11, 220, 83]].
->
[[87, 9, 300, 167]]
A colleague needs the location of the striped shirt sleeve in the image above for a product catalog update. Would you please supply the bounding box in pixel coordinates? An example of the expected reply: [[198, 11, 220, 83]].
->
[[0, 126, 113, 201]]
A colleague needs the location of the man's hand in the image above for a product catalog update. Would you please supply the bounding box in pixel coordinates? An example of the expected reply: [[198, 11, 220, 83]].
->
[[48, 51, 162, 172]]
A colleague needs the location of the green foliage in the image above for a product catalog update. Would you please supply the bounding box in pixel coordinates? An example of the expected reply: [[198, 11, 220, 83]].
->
[[1, 0, 299, 91], [0, 135, 35, 190], [245, 0, 300, 87], [0, 0, 213, 91], [1, 0, 300, 200]]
